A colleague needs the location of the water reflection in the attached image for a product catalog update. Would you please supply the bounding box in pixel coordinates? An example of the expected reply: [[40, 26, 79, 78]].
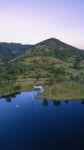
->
[[64, 100, 69, 104], [0, 91, 84, 150], [0, 90, 84, 107], [81, 99, 84, 105], [53, 100, 61, 106], [43, 99, 48, 106], [6, 97, 12, 102], [0, 92, 21, 102]]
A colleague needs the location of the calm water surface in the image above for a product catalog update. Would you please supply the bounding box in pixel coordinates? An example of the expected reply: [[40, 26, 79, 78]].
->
[[0, 91, 84, 150]]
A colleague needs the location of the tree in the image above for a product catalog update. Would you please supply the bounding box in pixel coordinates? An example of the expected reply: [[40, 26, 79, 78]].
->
[[73, 57, 81, 69]]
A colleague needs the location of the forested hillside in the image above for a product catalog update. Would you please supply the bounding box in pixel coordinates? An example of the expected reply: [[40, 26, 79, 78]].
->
[[0, 42, 32, 61], [0, 38, 84, 96]]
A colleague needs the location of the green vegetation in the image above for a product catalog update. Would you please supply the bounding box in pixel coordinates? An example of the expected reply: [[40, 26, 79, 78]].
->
[[0, 38, 84, 98], [39, 82, 84, 100], [0, 42, 31, 61]]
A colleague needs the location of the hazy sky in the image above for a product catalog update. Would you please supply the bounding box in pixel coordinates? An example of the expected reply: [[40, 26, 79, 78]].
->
[[0, 0, 84, 49]]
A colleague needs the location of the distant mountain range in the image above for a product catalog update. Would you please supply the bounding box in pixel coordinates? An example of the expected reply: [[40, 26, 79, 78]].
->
[[0, 38, 84, 85], [0, 38, 84, 62], [0, 42, 32, 61]]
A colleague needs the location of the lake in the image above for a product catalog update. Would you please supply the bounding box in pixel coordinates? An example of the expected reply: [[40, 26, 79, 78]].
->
[[0, 90, 84, 150]]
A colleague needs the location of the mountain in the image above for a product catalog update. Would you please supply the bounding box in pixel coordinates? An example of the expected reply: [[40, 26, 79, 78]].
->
[[5, 38, 83, 83], [0, 38, 84, 87], [28, 38, 84, 59], [0, 42, 32, 61]]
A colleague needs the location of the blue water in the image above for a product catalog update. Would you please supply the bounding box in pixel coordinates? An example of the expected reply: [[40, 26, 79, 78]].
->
[[0, 91, 84, 150]]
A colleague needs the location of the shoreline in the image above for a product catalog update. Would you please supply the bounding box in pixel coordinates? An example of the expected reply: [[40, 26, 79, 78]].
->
[[0, 81, 84, 100]]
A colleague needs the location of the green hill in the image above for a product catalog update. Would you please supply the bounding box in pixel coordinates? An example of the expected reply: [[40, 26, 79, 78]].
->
[[30, 38, 84, 60], [9, 38, 84, 83], [0, 42, 32, 62], [0, 38, 84, 97]]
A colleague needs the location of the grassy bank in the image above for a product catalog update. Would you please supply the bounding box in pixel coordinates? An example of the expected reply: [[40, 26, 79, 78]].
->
[[0, 80, 84, 100], [0, 81, 32, 96], [39, 82, 84, 100], [0, 78, 45, 96]]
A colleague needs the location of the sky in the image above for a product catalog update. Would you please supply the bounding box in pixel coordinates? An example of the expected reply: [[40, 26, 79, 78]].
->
[[0, 0, 84, 49]]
